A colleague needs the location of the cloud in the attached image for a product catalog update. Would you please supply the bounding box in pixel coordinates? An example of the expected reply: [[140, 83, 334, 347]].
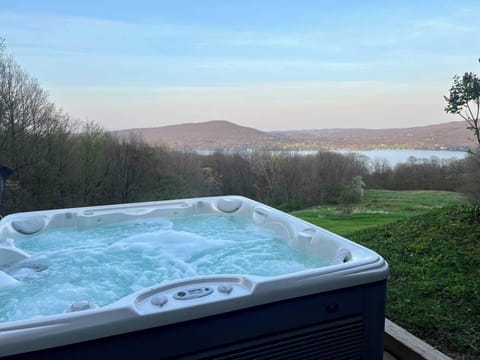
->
[[49, 80, 449, 104], [202, 30, 328, 49], [1, 3, 474, 131], [0, 11, 197, 56], [412, 18, 475, 33], [192, 58, 378, 71], [0, 8, 427, 88]]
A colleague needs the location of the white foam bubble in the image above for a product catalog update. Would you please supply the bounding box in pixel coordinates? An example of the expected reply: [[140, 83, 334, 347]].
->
[[1, 215, 329, 324]]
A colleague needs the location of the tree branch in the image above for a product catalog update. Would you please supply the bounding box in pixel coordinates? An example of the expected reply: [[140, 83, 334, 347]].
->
[[465, 102, 476, 123], [476, 98, 479, 121], [473, 117, 480, 146], [458, 111, 474, 128]]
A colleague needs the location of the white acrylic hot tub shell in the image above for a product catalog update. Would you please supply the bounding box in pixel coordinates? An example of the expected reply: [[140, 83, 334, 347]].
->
[[0, 196, 388, 357]]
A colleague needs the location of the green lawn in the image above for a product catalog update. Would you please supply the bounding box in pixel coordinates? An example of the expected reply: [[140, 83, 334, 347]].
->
[[290, 190, 466, 236], [350, 204, 480, 360], [291, 191, 479, 359]]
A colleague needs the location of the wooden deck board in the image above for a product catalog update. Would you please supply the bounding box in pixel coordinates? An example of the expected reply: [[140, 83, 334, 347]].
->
[[384, 319, 452, 360], [384, 351, 397, 360]]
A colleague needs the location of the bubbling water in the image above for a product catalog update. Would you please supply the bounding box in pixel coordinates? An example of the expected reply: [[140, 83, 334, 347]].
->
[[0, 215, 328, 323]]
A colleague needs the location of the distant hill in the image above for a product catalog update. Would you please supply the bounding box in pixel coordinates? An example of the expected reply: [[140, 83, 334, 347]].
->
[[272, 121, 473, 150], [113, 120, 473, 151], [113, 120, 283, 150]]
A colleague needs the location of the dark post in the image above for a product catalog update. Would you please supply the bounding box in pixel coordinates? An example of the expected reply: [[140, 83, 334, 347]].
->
[[0, 165, 13, 215]]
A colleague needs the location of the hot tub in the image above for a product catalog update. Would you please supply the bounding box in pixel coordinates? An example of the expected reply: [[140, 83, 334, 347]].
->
[[0, 196, 388, 359]]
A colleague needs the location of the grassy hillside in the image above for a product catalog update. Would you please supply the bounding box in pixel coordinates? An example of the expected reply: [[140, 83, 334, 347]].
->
[[292, 191, 478, 358], [291, 190, 466, 236], [349, 204, 480, 359]]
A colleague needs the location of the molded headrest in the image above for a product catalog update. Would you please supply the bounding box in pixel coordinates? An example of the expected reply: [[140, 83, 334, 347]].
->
[[12, 217, 46, 235], [216, 198, 242, 213]]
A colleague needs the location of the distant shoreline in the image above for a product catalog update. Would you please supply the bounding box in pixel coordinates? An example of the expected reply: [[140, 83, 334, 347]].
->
[[193, 148, 467, 167]]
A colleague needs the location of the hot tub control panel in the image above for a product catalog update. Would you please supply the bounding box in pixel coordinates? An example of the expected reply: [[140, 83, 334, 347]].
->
[[134, 280, 253, 315], [173, 286, 214, 300]]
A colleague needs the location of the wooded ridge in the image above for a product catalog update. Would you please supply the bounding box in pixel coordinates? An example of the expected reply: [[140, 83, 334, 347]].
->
[[112, 120, 472, 151]]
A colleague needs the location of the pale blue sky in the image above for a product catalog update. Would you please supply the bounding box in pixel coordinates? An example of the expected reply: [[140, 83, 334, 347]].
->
[[1, 0, 478, 130]]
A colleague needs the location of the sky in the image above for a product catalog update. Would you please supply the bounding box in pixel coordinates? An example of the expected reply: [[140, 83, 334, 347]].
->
[[1, 0, 479, 131]]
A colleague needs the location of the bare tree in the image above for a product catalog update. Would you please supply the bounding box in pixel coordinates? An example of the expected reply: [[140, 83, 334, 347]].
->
[[0, 43, 78, 211]]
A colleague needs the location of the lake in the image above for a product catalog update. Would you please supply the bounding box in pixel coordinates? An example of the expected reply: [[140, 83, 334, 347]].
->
[[337, 149, 467, 167], [195, 149, 467, 167]]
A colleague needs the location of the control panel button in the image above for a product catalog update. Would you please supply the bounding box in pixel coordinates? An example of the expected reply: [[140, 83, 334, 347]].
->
[[218, 285, 233, 294], [151, 295, 168, 307], [173, 286, 214, 300], [68, 301, 96, 312]]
